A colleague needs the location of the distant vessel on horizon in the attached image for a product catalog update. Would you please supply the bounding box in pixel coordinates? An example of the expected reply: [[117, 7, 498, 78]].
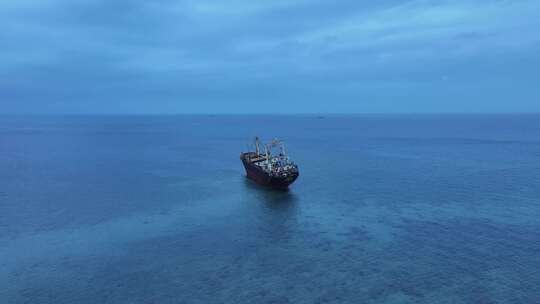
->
[[240, 137, 299, 189]]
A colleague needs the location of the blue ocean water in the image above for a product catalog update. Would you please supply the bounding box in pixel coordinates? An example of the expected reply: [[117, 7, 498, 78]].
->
[[1, 114, 539, 303]]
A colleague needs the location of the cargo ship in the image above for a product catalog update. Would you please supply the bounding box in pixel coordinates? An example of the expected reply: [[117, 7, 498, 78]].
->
[[240, 137, 299, 189]]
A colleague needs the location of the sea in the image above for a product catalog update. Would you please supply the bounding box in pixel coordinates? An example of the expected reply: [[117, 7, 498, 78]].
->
[[1, 114, 539, 304]]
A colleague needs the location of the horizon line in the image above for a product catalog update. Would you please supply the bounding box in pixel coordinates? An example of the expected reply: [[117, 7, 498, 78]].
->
[[2, 111, 540, 116]]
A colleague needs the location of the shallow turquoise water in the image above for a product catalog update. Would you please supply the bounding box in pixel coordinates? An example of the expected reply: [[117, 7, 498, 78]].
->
[[1, 114, 539, 303]]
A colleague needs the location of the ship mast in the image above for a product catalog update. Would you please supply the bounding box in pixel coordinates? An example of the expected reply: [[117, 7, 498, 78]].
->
[[255, 137, 260, 156]]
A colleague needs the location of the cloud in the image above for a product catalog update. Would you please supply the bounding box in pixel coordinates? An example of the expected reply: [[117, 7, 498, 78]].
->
[[1, 0, 539, 113]]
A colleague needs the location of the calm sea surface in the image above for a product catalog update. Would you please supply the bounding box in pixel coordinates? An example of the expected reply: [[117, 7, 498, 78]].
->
[[1, 114, 539, 303]]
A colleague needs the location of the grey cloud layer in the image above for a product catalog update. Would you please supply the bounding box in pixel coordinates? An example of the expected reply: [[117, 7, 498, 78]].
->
[[1, 0, 539, 113]]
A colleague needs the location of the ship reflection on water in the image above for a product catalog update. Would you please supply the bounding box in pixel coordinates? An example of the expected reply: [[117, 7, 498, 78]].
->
[[243, 178, 298, 210], [242, 178, 299, 243]]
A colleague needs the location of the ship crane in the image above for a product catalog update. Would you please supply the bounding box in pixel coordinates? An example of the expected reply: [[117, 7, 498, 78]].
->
[[266, 138, 287, 157]]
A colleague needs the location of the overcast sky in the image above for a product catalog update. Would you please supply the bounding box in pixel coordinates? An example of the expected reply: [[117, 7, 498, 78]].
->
[[2, 0, 539, 114]]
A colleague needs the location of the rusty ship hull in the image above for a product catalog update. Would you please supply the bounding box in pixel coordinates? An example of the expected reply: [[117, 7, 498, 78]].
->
[[241, 152, 299, 189]]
